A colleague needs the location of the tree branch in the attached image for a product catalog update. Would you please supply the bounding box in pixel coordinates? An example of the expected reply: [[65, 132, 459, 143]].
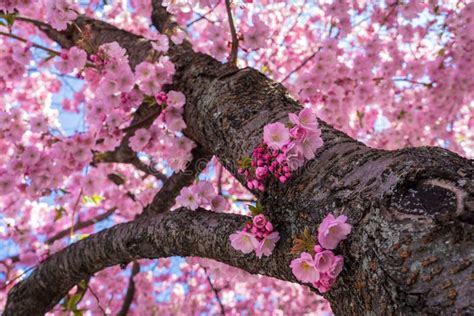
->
[[224, 0, 239, 65], [46, 208, 117, 245], [202, 267, 226, 315], [0, 31, 60, 56], [151, 0, 179, 34], [4, 210, 296, 315], [142, 146, 211, 216], [117, 261, 140, 316]]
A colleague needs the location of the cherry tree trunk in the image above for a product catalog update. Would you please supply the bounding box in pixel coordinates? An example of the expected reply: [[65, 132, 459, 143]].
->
[[4, 8, 474, 316]]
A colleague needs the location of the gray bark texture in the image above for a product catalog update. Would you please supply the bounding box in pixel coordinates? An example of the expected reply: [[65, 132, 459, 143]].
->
[[3, 2, 474, 315]]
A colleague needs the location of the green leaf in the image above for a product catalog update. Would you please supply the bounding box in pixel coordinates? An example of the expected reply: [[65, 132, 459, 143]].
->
[[303, 227, 311, 240], [54, 207, 65, 222], [82, 195, 103, 206], [78, 280, 87, 290], [67, 293, 82, 311], [91, 194, 103, 205], [238, 156, 252, 169], [248, 201, 265, 216], [5, 14, 15, 26], [73, 309, 84, 316], [77, 234, 89, 241], [143, 95, 157, 106]]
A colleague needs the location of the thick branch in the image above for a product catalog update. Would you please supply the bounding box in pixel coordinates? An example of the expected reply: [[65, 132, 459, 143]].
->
[[4, 210, 295, 315]]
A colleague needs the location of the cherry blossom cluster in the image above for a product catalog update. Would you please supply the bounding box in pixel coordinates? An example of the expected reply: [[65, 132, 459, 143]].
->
[[44, 0, 78, 31], [175, 180, 228, 212], [290, 214, 352, 293], [239, 108, 323, 191], [229, 204, 280, 258]]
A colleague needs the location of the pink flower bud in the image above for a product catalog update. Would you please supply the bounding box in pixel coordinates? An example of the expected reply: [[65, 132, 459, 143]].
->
[[253, 214, 267, 229], [314, 245, 323, 253], [265, 221, 273, 232]]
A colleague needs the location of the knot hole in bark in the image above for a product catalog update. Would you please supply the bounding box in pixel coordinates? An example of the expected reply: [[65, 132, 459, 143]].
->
[[391, 178, 473, 224]]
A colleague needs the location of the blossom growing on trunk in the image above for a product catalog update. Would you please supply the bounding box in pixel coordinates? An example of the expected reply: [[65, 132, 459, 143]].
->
[[255, 231, 280, 258], [318, 214, 352, 250], [290, 252, 320, 283], [229, 231, 259, 254], [263, 122, 290, 149]]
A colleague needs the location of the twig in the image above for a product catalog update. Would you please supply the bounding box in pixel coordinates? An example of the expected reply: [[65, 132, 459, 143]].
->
[[87, 284, 107, 315], [46, 208, 117, 245], [281, 47, 322, 83], [186, 1, 221, 28], [69, 188, 83, 241], [0, 31, 60, 56], [391, 78, 433, 87], [225, 0, 239, 65], [117, 261, 140, 316], [130, 156, 167, 182], [202, 267, 225, 315], [217, 164, 224, 195]]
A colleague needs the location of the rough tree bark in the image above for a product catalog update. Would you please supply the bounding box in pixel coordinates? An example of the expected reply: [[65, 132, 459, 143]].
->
[[4, 2, 473, 315]]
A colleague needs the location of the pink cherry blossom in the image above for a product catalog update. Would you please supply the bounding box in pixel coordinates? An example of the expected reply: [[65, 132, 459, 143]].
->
[[244, 15, 270, 50], [317, 214, 352, 250], [255, 231, 280, 258], [176, 187, 200, 210], [263, 122, 290, 149], [229, 231, 259, 254], [312, 273, 336, 294], [314, 249, 336, 273], [252, 214, 267, 229], [210, 195, 227, 212], [194, 180, 215, 204], [167, 91, 186, 108], [129, 128, 151, 152], [289, 108, 319, 131], [29, 115, 48, 133], [44, 0, 78, 31], [55, 47, 86, 73], [290, 252, 320, 283]]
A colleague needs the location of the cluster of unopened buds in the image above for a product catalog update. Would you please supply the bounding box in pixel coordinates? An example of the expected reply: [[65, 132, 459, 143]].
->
[[290, 214, 352, 293], [239, 144, 292, 191], [229, 204, 280, 258], [155, 91, 168, 105], [239, 108, 323, 191]]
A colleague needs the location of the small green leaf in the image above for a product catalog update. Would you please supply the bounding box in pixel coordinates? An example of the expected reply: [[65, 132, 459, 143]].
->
[[248, 201, 265, 216], [82, 195, 103, 206], [303, 227, 311, 240], [238, 156, 252, 169], [143, 95, 157, 106], [78, 280, 87, 290], [54, 207, 65, 222], [67, 293, 82, 311], [73, 309, 84, 316], [91, 194, 103, 205], [5, 14, 15, 26], [77, 234, 89, 241]]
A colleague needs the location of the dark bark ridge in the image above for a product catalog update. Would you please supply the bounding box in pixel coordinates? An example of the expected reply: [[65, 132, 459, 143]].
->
[[4, 5, 474, 315]]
